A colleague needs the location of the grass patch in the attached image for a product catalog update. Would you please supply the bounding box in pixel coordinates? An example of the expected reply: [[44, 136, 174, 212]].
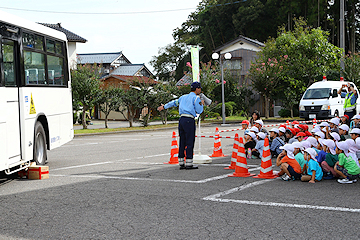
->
[[74, 123, 179, 135]]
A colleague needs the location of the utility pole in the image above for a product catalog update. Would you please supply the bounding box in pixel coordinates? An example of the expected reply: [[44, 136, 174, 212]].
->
[[340, 0, 345, 72]]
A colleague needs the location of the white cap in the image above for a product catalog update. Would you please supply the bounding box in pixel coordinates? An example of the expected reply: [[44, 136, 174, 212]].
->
[[330, 118, 340, 126], [318, 138, 325, 146], [269, 128, 279, 134], [315, 131, 325, 139], [311, 128, 320, 133], [336, 141, 350, 156], [279, 144, 295, 158], [254, 119, 264, 126], [292, 141, 303, 150], [301, 140, 312, 150], [345, 139, 359, 153], [278, 127, 286, 133], [304, 148, 318, 160], [339, 124, 349, 132], [245, 132, 256, 140], [257, 132, 266, 140], [350, 128, 360, 135], [250, 126, 259, 133], [329, 132, 340, 142], [351, 114, 360, 120], [320, 122, 329, 127], [323, 139, 336, 155], [306, 136, 318, 147]]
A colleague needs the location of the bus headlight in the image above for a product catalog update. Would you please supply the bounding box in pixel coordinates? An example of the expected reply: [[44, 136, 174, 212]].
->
[[321, 104, 330, 110], [299, 105, 305, 111]]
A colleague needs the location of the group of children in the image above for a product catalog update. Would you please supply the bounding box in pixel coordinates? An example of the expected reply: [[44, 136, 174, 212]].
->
[[241, 115, 360, 184]]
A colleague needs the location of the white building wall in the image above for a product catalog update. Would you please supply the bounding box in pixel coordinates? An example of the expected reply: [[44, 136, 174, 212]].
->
[[68, 42, 77, 70]]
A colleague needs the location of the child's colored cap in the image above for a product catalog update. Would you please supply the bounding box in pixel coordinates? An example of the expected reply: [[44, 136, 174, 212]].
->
[[304, 148, 318, 160]]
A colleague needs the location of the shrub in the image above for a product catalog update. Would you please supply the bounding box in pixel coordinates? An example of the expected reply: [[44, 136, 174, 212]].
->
[[278, 108, 291, 118]]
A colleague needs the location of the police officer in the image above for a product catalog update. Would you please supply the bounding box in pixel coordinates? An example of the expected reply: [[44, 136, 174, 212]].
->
[[338, 83, 358, 119], [157, 82, 204, 169]]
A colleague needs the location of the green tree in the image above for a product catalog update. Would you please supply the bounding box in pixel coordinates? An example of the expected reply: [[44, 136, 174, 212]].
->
[[249, 54, 286, 118], [97, 85, 123, 128], [118, 77, 154, 127], [342, 52, 360, 87], [71, 64, 102, 129]]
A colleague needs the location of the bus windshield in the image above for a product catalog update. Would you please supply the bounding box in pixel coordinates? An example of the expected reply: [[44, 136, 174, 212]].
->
[[302, 88, 331, 99]]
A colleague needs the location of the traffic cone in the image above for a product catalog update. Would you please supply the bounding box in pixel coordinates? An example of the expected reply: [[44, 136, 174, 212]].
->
[[312, 118, 317, 128], [210, 127, 226, 157], [224, 133, 239, 169], [253, 137, 277, 179], [228, 137, 255, 177], [164, 131, 179, 164]]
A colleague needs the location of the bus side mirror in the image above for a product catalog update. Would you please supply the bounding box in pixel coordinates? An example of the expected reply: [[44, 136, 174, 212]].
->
[[332, 89, 338, 98]]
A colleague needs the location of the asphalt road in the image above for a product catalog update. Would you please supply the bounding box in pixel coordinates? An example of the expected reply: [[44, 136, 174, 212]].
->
[[0, 123, 360, 239]]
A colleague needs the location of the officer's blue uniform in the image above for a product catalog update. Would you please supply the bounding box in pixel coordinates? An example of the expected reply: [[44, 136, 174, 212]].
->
[[164, 83, 203, 168]]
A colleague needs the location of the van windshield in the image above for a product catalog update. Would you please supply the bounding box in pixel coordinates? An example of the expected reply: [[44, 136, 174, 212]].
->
[[302, 88, 331, 99]]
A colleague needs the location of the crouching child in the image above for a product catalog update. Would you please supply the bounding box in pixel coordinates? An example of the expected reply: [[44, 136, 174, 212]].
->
[[276, 144, 302, 181], [334, 141, 360, 184], [301, 148, 323, 183]]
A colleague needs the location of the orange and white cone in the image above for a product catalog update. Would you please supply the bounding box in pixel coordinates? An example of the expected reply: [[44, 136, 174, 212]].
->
[[210, 127, 226, 157], [253, 137, 277, 179], [164, 131, 179, 164], [229, 137, 255, 177], [224, 133, 239, 169], [312, 118, 317, 128]]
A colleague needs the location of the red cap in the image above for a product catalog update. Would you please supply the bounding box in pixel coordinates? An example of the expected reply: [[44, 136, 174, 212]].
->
[[340, 77, 344, 81], [298, 124, 306, 131], [241, 120, 250, 125], [296, 132, 306, 137], [343, 115, 349, 120], [286, 128, 296, 136], [292, 121, 299, 125], [280, 124, 287, 128], [293, 128, 300, 134], [305, 131, 312, 136]]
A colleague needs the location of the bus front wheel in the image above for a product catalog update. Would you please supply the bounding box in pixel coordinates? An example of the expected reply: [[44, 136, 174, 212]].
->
[[34, 122, 47, 165]]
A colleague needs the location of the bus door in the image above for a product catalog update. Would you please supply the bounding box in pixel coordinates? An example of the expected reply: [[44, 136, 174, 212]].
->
[[0, 38, 21, 168]]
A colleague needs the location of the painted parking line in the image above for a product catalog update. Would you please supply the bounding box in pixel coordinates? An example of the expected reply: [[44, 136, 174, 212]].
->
[[50, 173, 229, 184], [51, 167, 261, 184], [203, 180, 360, 213]]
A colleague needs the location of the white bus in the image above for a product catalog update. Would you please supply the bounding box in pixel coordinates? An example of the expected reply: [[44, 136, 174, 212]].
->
[[0, 11, 73, 175]]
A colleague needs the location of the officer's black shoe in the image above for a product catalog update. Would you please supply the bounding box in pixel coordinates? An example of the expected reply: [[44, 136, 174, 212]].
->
[[179, 165, 186, 170], [185, 165, 198, 170]]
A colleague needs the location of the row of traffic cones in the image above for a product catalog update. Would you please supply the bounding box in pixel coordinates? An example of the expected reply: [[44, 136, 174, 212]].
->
[[226, 135, 277, 179], [164, 127, 227, 164], [165, 129, 278, 179]]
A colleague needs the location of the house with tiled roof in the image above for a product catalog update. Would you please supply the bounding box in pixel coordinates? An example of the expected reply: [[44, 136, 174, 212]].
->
[[110, 63, 152, 78], [213, 35, 280, 117], [38, 23, 87, 69]]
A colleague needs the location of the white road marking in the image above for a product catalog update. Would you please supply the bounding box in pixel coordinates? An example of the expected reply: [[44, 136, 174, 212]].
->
[[51, 173, 232, 184], [203, 180, 360, 213]]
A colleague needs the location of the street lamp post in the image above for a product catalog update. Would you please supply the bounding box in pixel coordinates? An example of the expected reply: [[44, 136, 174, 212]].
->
[[212, 52, 232, 125]]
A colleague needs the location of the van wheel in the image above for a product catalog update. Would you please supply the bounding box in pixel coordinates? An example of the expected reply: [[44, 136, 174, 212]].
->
[[34, 122, 47, 165], [334, 110, 339, 117]]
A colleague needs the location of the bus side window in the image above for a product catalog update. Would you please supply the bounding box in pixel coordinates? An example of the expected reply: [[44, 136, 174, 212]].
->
[[2, 41, 16, 87]]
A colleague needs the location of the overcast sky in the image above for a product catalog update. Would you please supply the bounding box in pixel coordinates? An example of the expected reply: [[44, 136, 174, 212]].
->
[[1, 0, 201, 72]]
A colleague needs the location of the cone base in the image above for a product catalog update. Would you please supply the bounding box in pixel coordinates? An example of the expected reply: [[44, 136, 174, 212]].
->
[[253, 174, 278, 179], [210, 154, 228, 157], [193, 155, 212, 164], [228, 172, 255, 177], [164, 161, 179, 164], [224, 166, 235, 170]]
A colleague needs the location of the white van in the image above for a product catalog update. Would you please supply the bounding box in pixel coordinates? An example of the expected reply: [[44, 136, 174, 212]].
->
[[299, 80, 359, 120]]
